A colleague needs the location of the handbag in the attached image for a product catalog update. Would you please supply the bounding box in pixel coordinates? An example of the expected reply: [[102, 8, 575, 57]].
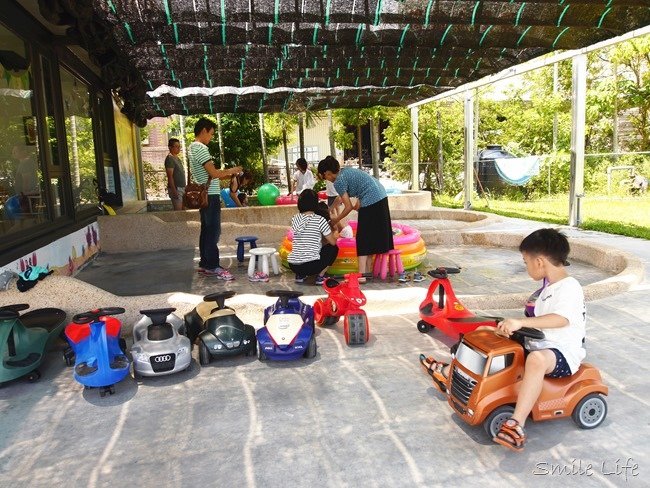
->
[[183, 163, 212, 209]]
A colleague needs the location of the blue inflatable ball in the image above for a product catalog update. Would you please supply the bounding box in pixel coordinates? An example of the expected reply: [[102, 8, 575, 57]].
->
[[4, 195, 22, 220], [257, 183, 280, 206], [221, 188, 236, 207]]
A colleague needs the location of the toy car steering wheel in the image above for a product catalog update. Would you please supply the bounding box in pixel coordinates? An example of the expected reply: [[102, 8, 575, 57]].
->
[[267, 290, 303, 308], [0, 303, 30, 314], [427, 267, 461, 279], [0, 309, 20, 320], [73, 307, 126, 324], [140, 308, 176, 326], [204, 291, 237, 310], [494, 327, 546, 343]]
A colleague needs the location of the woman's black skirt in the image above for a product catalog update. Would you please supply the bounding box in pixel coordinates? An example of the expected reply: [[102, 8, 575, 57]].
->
[[356, 197, 393, 256]]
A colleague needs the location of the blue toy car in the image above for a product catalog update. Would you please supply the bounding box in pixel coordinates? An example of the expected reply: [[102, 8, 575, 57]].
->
[[257, 290, 317, 361], [64, 307, 130, 397]]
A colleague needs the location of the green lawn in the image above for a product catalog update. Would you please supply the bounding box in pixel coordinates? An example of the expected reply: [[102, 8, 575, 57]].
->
[[434, 194, 650, 240]]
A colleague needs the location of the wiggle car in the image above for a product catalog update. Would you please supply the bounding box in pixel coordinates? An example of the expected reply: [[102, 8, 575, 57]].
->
[[184, 291, 256, 365], [420, 327, 608, 440], [0, 304, 66, 385], [131, 308, 192, 378], [313, 273, 369, 346], [257, 290, 316, 361], [417, 267, 501, 339], [64, 308, 130, 397]]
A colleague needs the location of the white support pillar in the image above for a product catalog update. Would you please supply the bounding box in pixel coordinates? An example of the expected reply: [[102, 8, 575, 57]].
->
[[463, 90, 475, 210], [569, 54, 587, 227], [410, 106, 419, 191]]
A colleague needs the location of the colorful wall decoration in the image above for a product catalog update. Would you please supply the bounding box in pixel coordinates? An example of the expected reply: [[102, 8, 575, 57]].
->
[[0, 222, 100, 277], [113, 99, 140, 202]]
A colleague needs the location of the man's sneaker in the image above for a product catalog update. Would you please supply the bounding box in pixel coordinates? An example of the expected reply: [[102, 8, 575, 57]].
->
[[398, 272, 409, 283], [412, 271, 425, 282], [294, 275, 306, 283], [249, 272, 269, 282], [314, 275, 326, 286], [203, 267, 234, 281]]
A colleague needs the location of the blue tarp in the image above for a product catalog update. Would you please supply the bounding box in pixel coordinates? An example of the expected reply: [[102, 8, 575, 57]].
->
[[494, 156, 541, 186]]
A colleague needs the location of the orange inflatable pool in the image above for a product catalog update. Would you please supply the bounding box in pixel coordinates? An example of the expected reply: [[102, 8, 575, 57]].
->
[[278, 220, 427, 275]]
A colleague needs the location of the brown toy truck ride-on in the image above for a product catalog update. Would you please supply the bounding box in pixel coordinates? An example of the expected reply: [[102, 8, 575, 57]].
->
[[420, 326, 608, 439]]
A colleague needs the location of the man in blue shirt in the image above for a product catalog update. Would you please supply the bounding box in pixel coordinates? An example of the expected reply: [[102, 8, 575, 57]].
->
[[317, 156, 393, 277]]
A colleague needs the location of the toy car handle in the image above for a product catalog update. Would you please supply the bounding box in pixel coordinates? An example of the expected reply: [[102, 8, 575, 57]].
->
[[0, 309, 20, 320], [0, 303, 30, 313], [72, 307, 126, 324], [428, 267, 461, 279], [204, 291, 237, 310], [140, 308, 176, 326], [266, 290, 304, 299], [266, 290, 303, 308], [500, 326, 545, 341]]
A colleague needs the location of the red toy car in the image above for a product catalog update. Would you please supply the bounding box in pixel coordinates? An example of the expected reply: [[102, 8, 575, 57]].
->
[[313, 273, 369, 345], [417, 267, 500, 339]]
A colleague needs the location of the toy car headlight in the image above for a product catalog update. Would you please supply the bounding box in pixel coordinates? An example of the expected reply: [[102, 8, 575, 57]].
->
[[177, 346, 189, 356], [132, 349, 149, 361]]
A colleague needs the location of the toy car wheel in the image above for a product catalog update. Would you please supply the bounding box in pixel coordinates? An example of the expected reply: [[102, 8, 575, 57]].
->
[[63, 347, 75, 367], [304, 336, 317, 359], [483, 405, 515, 438], [323, 316, 339, 326], [245, 341, 257, 357], [27, 369, 41, 382], [257, 341, 267, 361], [417, 320, 432, 333], [132, 368, 140, 380], [198, 341, 211, 366], [572, 393, 607, 429]]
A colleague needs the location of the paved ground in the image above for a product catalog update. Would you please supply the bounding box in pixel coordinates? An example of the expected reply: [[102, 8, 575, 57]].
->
[[1, 214, 648, 487]]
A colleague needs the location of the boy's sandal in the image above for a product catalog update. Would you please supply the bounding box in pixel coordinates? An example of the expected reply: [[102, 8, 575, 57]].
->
[[493, 418, 526, 452], [419, 354, 449, 393]]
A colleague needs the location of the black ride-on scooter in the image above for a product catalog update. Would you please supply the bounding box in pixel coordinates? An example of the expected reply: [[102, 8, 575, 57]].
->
[[184, 291, 257, 365]]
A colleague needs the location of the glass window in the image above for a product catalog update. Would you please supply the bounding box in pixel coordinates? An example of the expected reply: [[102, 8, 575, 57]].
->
[[0, 24, 47, 236], [455, 342, 488, 376], [60, 66, 97, 211], [289, 146, 319, 164]]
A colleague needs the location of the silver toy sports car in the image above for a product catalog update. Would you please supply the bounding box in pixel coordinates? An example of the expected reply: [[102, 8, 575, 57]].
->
[[130, 308, 192, 378]]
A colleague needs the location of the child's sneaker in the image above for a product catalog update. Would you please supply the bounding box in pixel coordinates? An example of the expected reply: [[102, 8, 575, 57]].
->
[[203, 267, 234, 281], [412, 271, 425, 282], [248, 272, 269, 282], [314, 275, 326, 286], [398, 272, 409, 283], [294, 275, 306, 283]]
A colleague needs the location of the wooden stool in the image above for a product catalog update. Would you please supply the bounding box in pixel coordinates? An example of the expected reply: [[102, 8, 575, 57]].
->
[[248, 248, 280, 277], [372, 249, 404, 280], [235, 236, 258, 264]]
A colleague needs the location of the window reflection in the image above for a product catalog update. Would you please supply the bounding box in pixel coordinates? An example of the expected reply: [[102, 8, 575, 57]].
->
[[0, 24, 46, 235], [60, 67, 97, 210]]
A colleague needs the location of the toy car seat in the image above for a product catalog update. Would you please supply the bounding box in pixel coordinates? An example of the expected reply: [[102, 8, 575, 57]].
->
[[65, 308, 130, 396], [1, 304, 67, 384]]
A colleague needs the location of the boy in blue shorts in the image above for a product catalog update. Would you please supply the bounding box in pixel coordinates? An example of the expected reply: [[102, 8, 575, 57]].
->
[[494, 228, 586, 451]]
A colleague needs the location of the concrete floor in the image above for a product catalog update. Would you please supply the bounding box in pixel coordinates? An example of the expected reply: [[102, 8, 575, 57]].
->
[[1, 215, 648, 487]]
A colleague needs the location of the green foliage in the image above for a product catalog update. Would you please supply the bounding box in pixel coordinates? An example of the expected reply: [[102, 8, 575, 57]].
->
[[167, 113, 281, 187], [382, 102, 465, 194]]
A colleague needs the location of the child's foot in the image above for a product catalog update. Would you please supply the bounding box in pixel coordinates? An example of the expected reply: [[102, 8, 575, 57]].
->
[[203, 267, 234, 280], [314, 275, 326, 286], [398, 272, 410, 283], [493, 419, 526, 452], [248, 272, 269, 282], [412, 271, 425, 282], [294, 275, 306, 284]]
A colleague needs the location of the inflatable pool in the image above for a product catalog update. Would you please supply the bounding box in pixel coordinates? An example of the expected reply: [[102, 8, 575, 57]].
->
[[278, 220, 426, 275], [275, 194, 298, 205]]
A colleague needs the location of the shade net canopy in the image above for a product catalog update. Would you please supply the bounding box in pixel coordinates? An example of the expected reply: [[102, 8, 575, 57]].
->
[[37, 1, 650, 125]]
